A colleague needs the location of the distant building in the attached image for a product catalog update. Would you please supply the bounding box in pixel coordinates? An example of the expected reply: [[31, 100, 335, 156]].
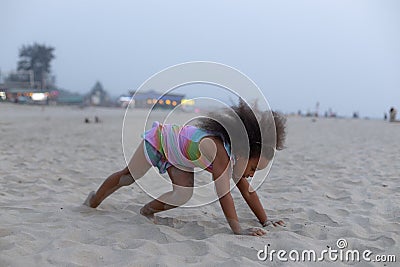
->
[[0, 84, 7, 101], [119, 90, 187, 109], [55, 89, 84, 105], [0, 87, 57, 104]]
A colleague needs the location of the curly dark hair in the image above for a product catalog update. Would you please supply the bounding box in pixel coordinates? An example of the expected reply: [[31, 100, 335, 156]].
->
[[196, 99, 286, 159]]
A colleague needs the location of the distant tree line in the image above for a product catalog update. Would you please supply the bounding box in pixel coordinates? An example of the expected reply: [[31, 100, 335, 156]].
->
[[4, 43, 55, 89]]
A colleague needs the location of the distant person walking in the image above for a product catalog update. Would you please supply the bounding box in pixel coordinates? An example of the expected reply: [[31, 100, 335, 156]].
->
[[389, 107, 397, 122]]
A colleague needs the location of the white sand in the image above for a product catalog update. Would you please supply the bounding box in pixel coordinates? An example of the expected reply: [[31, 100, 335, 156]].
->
[[0, 103, 399, 266]]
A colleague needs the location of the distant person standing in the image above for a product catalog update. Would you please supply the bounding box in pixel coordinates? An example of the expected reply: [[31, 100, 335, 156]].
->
[[389, 107, 397, 122]]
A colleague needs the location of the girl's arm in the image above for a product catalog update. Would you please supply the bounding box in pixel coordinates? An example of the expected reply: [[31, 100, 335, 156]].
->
[[213, 149, 248, 235], [235, 177, 267, 224], [236, 177, 285, 227], [200, 137, 265, 236]]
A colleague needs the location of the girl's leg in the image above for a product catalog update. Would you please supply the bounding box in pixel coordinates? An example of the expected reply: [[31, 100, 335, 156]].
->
[[140, 166, 194, 218], [85, 140, 152, 208]]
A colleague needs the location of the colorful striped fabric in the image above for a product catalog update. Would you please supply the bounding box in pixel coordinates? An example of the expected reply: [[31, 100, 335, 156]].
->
[[142, 121, 233, 174]]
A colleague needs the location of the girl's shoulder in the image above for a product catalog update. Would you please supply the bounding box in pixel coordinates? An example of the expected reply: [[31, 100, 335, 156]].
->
[[198, 136, 229, 164]]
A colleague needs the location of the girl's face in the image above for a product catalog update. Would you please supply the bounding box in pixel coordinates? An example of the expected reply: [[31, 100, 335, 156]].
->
[[233, 156, 269, 179]]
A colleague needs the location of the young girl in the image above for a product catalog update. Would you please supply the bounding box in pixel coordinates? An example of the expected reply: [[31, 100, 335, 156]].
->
[[84, 100, 286, 236]]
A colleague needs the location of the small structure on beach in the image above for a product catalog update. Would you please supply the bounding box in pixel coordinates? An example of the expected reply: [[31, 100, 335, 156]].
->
[[85, 81, 111, 106]]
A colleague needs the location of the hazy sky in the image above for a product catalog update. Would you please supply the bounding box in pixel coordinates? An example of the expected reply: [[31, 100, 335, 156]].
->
[[1, 0, 399, 117]]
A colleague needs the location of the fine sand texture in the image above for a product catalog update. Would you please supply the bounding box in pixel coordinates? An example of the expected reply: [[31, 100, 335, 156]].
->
[[0, 103, 399, 266]]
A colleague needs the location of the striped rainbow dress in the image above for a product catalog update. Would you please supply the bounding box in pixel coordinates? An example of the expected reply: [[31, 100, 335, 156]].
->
[[142, 121, 233, 174]]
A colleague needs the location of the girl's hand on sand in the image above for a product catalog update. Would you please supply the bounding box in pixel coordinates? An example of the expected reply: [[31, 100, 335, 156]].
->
[[261, 219, 285, 227], [239, 227, 266, 236]]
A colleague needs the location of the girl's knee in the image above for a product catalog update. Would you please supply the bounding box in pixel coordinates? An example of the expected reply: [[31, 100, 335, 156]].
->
[[121, 167, 131, 175], [113, 168, 133, 186], [125, 166, 148, 180], [119, 166, 146, 185], [117, 174, 134, 186]]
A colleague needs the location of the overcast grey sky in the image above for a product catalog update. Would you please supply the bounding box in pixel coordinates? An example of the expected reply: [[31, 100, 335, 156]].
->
[[1, 0, 399, 117]]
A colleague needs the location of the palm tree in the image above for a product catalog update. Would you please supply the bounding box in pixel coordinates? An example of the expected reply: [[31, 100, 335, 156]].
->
[[17, 43, 55, 89]]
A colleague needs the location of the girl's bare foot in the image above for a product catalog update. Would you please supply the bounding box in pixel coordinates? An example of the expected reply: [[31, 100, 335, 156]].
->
[[140, 205, 156, 222], [83, 191, 96, 208]]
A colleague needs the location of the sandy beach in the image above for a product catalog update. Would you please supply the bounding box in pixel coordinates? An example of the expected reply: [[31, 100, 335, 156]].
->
[[0, 103, 399, 266]]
